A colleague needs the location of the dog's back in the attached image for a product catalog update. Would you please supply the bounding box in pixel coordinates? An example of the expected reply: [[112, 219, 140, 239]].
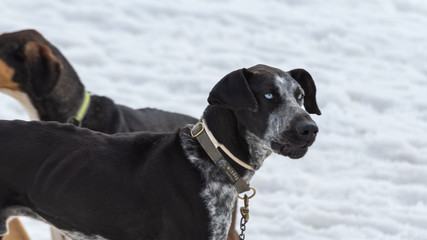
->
[[0, 120, 209, 239], [0, 121, 95, 191]]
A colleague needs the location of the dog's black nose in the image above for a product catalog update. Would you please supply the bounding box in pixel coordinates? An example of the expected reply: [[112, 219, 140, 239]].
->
[[296, 122, 318, 140]]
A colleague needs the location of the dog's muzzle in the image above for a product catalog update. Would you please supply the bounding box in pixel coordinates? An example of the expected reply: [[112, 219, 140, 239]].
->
[[271, 121, 318, 159]]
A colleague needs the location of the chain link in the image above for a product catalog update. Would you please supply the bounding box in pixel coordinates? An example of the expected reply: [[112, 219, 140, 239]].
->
[[239, 215, 247, 240], [239, 195, 250, 240], [237, 187, 256, 240]]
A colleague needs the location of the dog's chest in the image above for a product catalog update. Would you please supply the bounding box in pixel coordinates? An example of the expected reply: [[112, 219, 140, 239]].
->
[[181, 131, 237, 240], [201, 181, 236, 240]]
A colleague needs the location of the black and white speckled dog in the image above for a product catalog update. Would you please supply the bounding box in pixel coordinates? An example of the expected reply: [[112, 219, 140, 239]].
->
[[0, 64, 321, 240]]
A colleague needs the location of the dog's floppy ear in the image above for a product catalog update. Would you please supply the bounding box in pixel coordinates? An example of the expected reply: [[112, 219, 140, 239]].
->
[[288, 69, 321, 115], [208, 68, 258, 112], [24, 41, 61, 98]]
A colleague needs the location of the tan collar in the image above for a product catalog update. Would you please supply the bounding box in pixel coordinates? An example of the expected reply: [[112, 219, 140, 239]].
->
[[201, 120, 254, 171], [191, 119, 254, 194]]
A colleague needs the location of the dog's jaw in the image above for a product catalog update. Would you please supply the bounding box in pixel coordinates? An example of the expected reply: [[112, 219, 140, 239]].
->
[[244, 130, 272, 172]]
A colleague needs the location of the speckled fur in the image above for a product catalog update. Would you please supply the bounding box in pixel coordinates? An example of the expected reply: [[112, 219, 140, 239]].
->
[[61, 230, 107, 240], [244, 131, 272, 172], [264, 75, 305, 145], [242, 74, 305, 172], [180, 126, 237, 240]]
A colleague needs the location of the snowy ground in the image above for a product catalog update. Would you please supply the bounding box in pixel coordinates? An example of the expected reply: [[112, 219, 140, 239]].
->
[[1, 0, 427, 239]]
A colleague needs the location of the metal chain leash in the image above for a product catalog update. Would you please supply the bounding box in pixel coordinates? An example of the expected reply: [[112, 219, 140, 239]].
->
[[238, 187, 256, 240], [239, 195, 249, 240]]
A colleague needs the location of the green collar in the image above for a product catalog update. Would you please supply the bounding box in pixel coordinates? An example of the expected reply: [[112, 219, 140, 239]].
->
[[68, 90, 91, 127]]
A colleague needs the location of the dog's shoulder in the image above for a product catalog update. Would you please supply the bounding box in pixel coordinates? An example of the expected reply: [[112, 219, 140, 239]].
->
[[121, 127, 187, 155]]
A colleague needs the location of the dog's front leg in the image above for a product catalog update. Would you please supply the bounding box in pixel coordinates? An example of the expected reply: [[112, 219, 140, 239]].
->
[[2, 219, 30, 240]]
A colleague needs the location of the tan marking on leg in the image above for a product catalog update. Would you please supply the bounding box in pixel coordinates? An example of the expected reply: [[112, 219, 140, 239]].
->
[[3, 218, 30, 240], [0, 60, 19, 90]]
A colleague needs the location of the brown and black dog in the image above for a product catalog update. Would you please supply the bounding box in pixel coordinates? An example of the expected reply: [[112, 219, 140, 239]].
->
[[0, 29, 196, 133]]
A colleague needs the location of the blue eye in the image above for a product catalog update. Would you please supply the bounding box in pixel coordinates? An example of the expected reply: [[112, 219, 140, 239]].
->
[[297, 93, 304, 101], [264, 93, 273, 99]]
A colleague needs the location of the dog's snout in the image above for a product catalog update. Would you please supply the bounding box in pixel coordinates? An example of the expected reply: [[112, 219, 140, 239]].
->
[[296, 122, 318, 140]]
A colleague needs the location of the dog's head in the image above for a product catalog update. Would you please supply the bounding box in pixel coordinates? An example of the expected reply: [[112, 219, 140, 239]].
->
[[0, 29, 62, 99], [208, 64, 321, 159]]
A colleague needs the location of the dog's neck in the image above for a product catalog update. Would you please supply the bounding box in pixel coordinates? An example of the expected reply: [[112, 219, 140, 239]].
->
[[183, 107, 273, 240], [31, 89, 126, 134], [203, 106, 272, 179], [180, 124, 237, 240], [31, 82, 85, 123]]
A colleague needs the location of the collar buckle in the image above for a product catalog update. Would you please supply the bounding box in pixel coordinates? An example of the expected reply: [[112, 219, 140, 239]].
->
[[190, 121, 204, 138]]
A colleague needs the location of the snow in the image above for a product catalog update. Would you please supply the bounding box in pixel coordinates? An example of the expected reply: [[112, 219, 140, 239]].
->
[[1, 0, 427, 239]]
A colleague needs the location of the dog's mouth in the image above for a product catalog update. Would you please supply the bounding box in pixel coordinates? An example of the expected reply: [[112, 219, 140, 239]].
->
[[271, 141, 310, 159]]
